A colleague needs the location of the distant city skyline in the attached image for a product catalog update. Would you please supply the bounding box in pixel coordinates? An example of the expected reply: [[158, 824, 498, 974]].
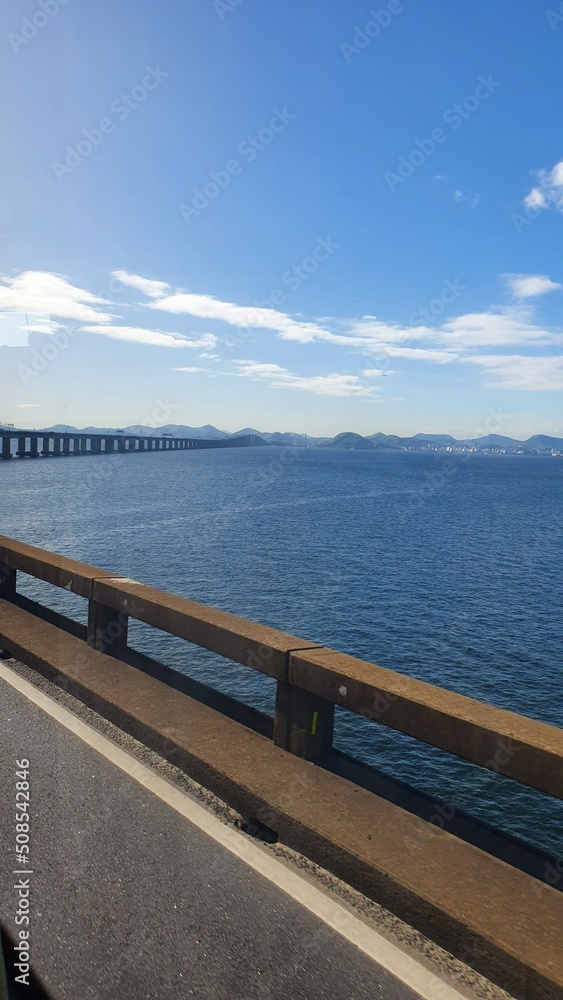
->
[[1, 1, 562, 440]]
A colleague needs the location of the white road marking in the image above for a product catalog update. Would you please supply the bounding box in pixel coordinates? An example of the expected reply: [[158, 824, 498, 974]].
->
[[0, 661, 475, 1000]]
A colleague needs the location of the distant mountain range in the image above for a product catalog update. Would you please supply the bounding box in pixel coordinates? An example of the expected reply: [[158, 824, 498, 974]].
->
[[37, 424, 563, 455]]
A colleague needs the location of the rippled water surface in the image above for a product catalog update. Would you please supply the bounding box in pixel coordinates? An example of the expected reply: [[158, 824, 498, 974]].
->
[[1, 448, 561, 854]]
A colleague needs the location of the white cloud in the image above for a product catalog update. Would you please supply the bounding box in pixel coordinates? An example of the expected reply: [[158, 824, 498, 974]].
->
[[523, 160, 563, 212], [503, 273, 562, 300], [381, 346, 458, 363], [120, 271, 331, 343], [16, 403, 39, 408], [149, 288, 330, 343], [3, 267, 563, 398], [82, 325, 218, 349], [230, 359, 379, 397], [98, 270, 563, 360], [0, 271, 112, 323], [524, 188, 547, 210], [466, 355, 563, 391], [274, 373, 377, 397], [112, 270, 171, 299], [440, 307, 563, 348], [454, 190, 480, 208], [234, 361, 290, 375]]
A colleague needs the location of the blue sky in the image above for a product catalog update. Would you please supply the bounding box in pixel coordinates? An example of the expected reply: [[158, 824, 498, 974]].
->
[[1, 0, 563, 438]]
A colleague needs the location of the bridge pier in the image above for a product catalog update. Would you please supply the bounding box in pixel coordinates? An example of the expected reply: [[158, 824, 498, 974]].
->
[[17, 436, 26, 459], [29, 437, 39, 458], [42, 436, 51, 457], [53, 437, 61, 457], [2, 437, 11, 460], [118, 438, 126, 453], [63, 438, 71, 456]]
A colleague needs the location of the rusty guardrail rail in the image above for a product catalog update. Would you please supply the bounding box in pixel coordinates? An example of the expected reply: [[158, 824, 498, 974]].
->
[[2, 536, 563, 999], [1, 535, 562, 799]]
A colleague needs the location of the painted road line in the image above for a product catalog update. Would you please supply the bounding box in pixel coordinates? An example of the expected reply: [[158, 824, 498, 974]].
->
[[0, 661, 475, 1000]]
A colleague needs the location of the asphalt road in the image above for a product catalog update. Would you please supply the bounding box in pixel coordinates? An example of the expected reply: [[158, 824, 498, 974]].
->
[[0, 666, 465, 1000]]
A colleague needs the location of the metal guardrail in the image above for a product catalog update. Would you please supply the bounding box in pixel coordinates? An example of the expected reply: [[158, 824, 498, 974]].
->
[[0, 535, 562, 799]]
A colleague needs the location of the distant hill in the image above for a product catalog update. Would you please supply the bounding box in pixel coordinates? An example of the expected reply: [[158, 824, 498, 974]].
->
[[266, 431, 328, 447], [41, 423, 229, 439], [461, 434, 519, 448], [35, 424, 563, 454], [525, 434, 563, 448], [412, 433, 458, 444], [319, 432, 375, 449]]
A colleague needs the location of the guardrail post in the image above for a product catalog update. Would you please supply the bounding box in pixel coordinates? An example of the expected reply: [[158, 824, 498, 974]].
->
[[0, 563, 16, 657], [87, 595, 128, 657], [273, 680, 334, 763], [0, 563, 16, 599]]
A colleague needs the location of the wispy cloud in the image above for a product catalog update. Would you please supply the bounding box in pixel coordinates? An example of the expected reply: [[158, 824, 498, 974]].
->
[[523, 160, 563, 212], [149, 290, 330, 343], [466, 355, 563, 391], [503, 273, 562, 300], [112, 270, 171, 299], [440, 307, 563, 348], [454, 189, 480, 208], [82, 325, 218, 349], [382, 346, 458, 363], [3, 267, 562, 395], [0, 271, 112, 323], [118, 270, 331, 343], [230, 359, 380, 397]]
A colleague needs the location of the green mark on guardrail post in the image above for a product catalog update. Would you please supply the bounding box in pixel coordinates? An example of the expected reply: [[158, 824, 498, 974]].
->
[[274, 682, 334, 764]]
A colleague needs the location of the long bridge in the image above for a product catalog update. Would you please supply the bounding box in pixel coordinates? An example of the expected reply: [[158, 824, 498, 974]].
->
[[0, 429, 260, 459], [0, 536, 561, 999]]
